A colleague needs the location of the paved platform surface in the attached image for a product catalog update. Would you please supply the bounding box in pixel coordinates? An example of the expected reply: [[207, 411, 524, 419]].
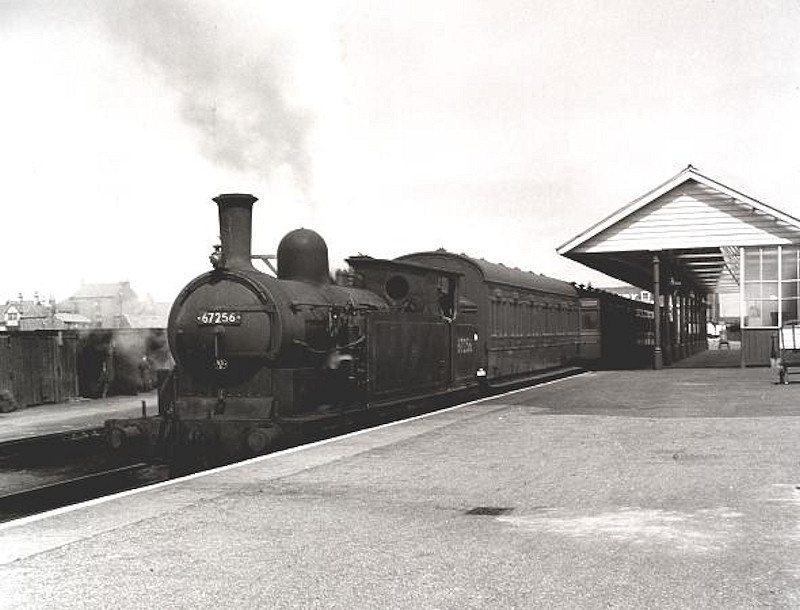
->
[[0, 392, 157, 443], [1, 368, 799, 609]]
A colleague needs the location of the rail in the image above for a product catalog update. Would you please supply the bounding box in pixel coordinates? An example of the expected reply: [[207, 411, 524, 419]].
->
[[0, 463, 166, 522], [0, 427, 106, 460]]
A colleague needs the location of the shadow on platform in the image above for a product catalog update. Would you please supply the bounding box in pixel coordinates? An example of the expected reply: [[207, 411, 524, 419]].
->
[[669, 342, 742, 368]]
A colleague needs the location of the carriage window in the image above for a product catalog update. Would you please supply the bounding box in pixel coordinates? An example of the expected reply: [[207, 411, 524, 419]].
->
[[514, 301, 519, 336], [524, 302, 531, 336], [497, 301, 504, 336], [529, 303, 535, 335], [582, 309, 599, 330], [535, 302, 544, 334], [569, 305, 579, 332]]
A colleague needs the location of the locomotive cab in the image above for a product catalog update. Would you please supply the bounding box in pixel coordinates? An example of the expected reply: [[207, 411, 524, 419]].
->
[[348, 257, 480, 398]]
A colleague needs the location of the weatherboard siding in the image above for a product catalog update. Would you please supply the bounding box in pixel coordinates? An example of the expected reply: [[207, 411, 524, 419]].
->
[[577, 180, 800, 253]]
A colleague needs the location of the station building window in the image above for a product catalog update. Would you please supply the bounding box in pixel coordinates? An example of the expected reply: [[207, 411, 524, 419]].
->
[[782, 247, 800, 322], [741, 246, 800, 327], [744, 247, 778, 327]]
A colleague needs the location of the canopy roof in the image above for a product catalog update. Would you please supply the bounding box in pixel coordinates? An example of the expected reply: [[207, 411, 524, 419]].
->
[[557, 166, 800, 294]]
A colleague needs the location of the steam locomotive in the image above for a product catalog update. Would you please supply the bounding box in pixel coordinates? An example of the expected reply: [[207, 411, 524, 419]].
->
[[105, 193, 652, 459]]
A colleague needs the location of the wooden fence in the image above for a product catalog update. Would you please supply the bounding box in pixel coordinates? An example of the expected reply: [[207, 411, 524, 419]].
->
[[0, 328, 173, 408], [0, 331, 80, 407]]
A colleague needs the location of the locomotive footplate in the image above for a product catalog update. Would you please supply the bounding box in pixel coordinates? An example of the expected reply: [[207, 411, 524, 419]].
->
[[107, 393, 281, 457]]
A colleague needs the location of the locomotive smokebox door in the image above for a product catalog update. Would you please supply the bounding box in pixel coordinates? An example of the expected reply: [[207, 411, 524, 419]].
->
[[170, 276, 276, 384]]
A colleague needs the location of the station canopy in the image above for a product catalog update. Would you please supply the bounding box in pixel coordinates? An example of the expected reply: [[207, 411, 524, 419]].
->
[[557, 166, 800, 296]]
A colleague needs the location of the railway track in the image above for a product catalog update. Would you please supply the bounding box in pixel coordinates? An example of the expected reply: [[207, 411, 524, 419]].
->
[[0, 462, 170, 523], [0, 396, 461, 524], [0, 427, 106, 462], [0, 425, 170, 524]]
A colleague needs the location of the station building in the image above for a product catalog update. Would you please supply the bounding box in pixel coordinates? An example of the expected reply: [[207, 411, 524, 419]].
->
[[558, 166, 800, 368]]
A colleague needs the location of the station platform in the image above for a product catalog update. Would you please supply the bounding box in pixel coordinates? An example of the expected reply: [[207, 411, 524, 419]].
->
[[1, 368, 799, 608], [0, 392, 157, 444]]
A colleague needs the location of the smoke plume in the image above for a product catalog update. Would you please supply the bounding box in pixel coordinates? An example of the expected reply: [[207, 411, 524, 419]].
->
[[97, 1, 312, 189]]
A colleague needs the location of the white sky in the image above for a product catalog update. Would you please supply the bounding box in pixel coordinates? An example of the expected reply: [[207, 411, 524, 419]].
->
[[2, 0, 800, 303]]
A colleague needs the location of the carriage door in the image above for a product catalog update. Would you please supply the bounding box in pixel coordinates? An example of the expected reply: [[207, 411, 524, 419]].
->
[[579, 298, 602, 362], [449, 283, 480, 386], [453, 322, 480, 385]]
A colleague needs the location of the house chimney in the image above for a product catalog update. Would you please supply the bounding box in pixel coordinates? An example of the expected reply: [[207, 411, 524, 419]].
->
[[213, 194, 258, 271]]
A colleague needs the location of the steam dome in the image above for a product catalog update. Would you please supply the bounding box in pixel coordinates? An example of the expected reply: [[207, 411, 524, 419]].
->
[[277, 228, 330, 284]]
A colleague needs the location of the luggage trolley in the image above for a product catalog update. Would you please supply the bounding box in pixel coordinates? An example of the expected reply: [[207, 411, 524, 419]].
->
[[776, 320, 800, 384]]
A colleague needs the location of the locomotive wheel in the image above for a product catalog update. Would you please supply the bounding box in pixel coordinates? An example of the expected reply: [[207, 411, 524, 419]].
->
[[107, 424, 143, 451], [244, 427, 280, 455], [107, 427, 127, 451]]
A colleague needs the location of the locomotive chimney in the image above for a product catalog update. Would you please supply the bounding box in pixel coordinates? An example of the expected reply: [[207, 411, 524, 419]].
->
[[213, 193, 257, 271]]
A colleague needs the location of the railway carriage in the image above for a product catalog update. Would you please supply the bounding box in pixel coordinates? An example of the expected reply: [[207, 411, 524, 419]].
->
[[396, 252, 582, 387], [576, 288, 654, 368]]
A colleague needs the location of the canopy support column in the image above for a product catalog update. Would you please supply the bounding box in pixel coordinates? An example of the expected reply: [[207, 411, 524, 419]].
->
[[653, 253, 663, 369]]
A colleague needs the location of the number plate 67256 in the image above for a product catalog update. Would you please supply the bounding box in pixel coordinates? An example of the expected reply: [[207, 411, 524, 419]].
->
[[196, 311, 242, 325]]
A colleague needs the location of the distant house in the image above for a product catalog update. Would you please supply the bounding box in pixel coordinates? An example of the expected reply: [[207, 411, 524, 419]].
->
[[123, 300, 171, 329], [59, 281, 140, 328], [2, 283, 170, 332], [1, 296, 55, 331], [0, 296, 94, 332], [1, 304, 21, 331]]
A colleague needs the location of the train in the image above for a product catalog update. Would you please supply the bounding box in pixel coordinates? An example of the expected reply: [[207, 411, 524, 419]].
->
[[105, 193, 653, 460]]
